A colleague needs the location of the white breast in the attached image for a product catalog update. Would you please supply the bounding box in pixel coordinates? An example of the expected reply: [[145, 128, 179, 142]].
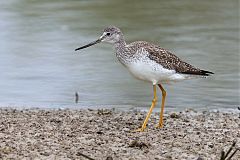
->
[[124, 49, 177, 85]]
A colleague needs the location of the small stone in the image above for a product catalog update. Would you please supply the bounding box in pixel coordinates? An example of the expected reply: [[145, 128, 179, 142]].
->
[[97, 109, 112, 115], [197, 156, 204, 160], [208, 144, 214, 148], [170, 113, 180, 119], [129, 140, 148, 149], [40, 152, 50, 156], [96, 131, 104, 134], [106, 157, 113, 160]]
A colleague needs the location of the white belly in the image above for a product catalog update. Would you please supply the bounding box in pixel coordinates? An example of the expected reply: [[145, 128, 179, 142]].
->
[[126, 59, 179, 85], [116, 47, 191, 85]]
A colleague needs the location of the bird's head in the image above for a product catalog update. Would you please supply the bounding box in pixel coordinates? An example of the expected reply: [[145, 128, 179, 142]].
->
[[75, 26, 123, 51]]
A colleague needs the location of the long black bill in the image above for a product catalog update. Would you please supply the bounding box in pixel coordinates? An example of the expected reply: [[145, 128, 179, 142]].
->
[[75, 39, 101, 51]]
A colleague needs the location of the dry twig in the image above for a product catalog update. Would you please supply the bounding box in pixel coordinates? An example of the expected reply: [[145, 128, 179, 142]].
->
[[220, 141, 239, 160]]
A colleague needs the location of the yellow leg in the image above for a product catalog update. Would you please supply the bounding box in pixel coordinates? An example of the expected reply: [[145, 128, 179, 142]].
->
[[135, 85, 157, 132], [156, 84, 166, 128]]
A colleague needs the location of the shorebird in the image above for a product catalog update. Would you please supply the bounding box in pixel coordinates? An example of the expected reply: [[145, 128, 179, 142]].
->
[[75, 26, 213, 132]]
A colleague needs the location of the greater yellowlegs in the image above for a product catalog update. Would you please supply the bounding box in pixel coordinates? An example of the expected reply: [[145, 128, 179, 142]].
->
[[75, 26, 213, 132]]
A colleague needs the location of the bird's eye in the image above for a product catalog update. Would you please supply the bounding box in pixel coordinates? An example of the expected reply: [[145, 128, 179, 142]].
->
[[106, 32, 111, 36]]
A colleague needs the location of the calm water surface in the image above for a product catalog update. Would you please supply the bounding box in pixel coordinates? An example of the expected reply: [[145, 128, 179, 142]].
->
[[0, 0, 239, 111]]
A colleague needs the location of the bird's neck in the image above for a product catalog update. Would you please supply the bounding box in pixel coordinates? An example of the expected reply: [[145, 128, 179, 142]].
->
[[114, 36, 132, 66], [114, 41, 126, 52], [114, 34, 126, 49]]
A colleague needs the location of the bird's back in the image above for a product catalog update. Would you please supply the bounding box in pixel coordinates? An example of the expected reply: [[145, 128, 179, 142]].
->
[[126, 41, 213, 76]]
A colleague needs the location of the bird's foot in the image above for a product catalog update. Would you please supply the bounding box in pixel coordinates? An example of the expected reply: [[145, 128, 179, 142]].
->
[[132, 127, 146, 132], [155, 123, 163, 128]]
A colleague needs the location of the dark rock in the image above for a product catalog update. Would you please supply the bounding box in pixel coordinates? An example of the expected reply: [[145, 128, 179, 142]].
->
[[129, 140, 148, 149], [106, 156, 113, 160], [170, 113, 180, 119]]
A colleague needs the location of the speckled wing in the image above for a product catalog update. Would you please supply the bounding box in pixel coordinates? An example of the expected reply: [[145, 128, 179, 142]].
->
[[143, 44, 214, 76]]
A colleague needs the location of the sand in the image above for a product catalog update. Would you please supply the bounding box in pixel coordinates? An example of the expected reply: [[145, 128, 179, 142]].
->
[[0, 108, 239, 160]]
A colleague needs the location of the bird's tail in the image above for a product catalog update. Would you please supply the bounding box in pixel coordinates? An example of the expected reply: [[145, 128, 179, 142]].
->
[[181, 69, 214, 76], [199, 70, 214, 76]]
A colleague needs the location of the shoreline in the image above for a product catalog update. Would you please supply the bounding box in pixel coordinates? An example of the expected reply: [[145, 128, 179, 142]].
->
[[0, 105, 239, 113], [0, 108, 239, 159]]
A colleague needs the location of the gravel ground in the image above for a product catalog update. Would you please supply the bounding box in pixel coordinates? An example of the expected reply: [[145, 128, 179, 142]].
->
[[0, 108, 239, 160]]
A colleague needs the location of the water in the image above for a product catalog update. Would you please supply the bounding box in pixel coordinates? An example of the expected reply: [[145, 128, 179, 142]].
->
[[0, 0, 239, 111]]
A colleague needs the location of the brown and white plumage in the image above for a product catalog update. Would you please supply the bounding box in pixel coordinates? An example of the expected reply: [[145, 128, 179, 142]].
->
[[75, 26, 214, 131], [130, 41, 213, 73], [113, 40, 213, 85]]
